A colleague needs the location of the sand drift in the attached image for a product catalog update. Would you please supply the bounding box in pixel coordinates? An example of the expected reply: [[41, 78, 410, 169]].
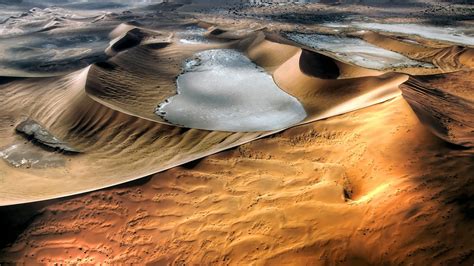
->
[[156, 49, 307, 132]]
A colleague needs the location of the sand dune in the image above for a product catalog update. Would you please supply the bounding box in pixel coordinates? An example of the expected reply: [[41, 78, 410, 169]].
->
[[0, 3, 474, 263], [1, 96, 472, 264], [0, 24, 423, 205]]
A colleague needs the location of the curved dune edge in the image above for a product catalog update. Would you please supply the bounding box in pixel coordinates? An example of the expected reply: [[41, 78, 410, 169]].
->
[[0, 23, 472, 205]]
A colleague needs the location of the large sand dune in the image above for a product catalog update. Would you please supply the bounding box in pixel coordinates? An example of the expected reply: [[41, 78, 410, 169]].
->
[[0, 1, 473, 264], [0, 23, 434, 205]]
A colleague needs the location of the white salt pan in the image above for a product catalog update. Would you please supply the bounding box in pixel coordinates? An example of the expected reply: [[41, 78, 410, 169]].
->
[[286, 33, 433, 70], [325, 22, 474, 46], [156, 49, 307, 132], [176, 26, 210, 44]]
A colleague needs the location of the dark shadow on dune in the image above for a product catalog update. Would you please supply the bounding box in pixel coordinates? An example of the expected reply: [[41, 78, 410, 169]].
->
[[209, 28, 226, 35], [0, 77, 25, 85], [95, 61, 118, 70], [299, 49, 339, 79], [0, 203, 46, 253], [111, 28, 147, 52], [0, 173, 155, 254], [144, 42, 171, 50], [181, 157, 205, 169], [445, 192, 474, 220]]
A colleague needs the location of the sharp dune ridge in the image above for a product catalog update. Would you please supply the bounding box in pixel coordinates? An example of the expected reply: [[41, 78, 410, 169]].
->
[[0, 3, 473, 263]]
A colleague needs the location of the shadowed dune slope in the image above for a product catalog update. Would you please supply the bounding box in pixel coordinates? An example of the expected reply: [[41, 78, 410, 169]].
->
[[401, 75, 474, 148]]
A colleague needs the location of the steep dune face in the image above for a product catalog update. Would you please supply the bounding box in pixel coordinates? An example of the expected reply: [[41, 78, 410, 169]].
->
[[273, 49, 407, 120]]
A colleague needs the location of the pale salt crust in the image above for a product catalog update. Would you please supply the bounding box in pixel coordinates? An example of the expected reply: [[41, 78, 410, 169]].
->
[[176, 26, 210, 44], [16, 119, 79, 152], [286, 33, 433, 70], [325, 22, 474, 46], [156, 49, 307, 132]]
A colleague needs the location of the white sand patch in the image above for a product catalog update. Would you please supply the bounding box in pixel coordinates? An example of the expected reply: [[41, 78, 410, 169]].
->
[[156, 49, 307, 132], [286, 33, 433, 70]]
